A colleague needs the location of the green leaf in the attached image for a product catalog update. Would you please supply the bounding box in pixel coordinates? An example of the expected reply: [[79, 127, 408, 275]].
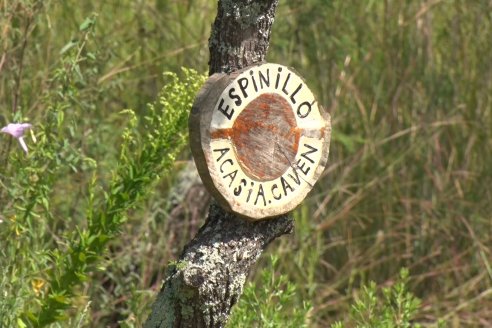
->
[[79, 17, 94, 31], [332, 130, 366, 153], [60, 40, 78, 55], [17, 318, 27, 328]]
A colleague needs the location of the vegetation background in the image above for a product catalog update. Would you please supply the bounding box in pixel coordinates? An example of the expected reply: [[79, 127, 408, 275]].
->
[[1, 0, 491, 327]]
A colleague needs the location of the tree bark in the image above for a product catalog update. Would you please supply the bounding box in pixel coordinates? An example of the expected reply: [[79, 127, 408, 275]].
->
[[208, 0, 280, 75], [144, 1, 292, 327]]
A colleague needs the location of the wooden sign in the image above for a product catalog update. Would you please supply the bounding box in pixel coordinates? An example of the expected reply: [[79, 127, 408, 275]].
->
[[189, 63, 331, 220]]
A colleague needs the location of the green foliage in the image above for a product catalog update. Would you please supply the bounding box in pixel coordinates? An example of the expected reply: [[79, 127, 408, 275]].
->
[[228, 255, 312, 328], [1, 0, 491, 327], [331, 269, 421, 328], [1, 8, 102, 326], [27, 67, 204, 327], [0, 2, 206, 325], [268, 0, 492, 325]]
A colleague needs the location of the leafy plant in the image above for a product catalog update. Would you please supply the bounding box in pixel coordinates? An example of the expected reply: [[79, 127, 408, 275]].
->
[[28, 69, 205, 327], [331, 269, 421, 328], [228, 255, 312, 328], [0, 10, 206, 325]]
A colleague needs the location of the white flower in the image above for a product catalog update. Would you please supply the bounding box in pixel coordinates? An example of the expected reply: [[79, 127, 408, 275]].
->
[[1, 123, 33, 154]]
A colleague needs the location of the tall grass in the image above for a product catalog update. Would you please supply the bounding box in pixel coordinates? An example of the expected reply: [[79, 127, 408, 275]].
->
[[268, 1, 492, 326], [1, 0, 491, 326]]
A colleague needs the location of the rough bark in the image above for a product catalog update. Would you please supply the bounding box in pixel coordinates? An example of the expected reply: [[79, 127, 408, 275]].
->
[[208, 0, 280, 75], [145, 1, 292, 327], [144, 204, 293, 328]]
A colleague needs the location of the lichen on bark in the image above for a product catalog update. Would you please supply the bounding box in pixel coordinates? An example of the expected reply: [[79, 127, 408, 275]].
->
[[145, 204, 293, 328]]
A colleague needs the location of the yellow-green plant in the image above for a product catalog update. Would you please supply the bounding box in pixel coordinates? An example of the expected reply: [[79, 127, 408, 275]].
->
[[0, 11, 206, 326], [331, 269, 422, 328], [228, 255, 313, 328]]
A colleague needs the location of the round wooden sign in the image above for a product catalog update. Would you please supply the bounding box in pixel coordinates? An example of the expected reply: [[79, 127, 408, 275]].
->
[[189, 63, 331, 220]]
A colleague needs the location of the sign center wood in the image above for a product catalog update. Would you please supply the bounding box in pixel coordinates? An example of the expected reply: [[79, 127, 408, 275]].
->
[[189, 63, 331, 220], [212, 93, 299, 180]]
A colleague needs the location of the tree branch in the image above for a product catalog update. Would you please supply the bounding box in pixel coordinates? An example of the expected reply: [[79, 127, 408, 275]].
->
[[208, 0, 279, 75], [145, 1, 293, 327]]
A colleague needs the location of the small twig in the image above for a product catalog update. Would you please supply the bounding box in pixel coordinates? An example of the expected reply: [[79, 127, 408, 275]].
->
[[0, 52, 6, 74], [12, 17, 32, 115], [439, 288, 492, 322], [97, 42, 205, 84]]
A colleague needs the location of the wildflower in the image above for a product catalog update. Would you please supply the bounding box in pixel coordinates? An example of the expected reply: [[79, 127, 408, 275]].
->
[[1, 123, 32, 154], [31, 278, 46, 296]]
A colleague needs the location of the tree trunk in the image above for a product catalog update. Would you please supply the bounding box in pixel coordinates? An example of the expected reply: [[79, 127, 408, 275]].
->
[[144, 1, 293, 327], [208, 0, 280, 75]]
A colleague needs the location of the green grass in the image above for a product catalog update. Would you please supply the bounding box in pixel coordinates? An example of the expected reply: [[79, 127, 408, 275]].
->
[[269, 1, 492, 326], [1, 0, 491, 327]]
